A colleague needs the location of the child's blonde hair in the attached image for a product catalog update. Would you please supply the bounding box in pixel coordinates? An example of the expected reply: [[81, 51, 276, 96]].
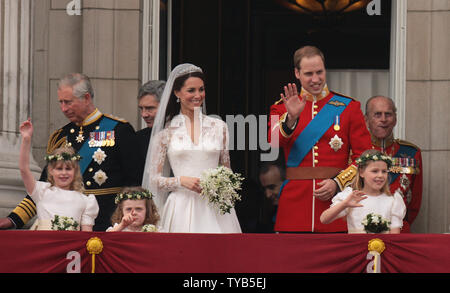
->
[[352, 149, 392, 195], [110, 186, 160, 225], [46, 146, 84, 193]]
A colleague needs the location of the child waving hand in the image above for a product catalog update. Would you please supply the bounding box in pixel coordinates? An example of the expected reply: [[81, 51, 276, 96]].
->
[[19, 119, 98, 231], [320, 149, 406, 234]]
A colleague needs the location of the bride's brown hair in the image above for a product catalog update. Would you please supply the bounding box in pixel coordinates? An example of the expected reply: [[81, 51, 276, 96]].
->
[[164, 71, 205, 125]]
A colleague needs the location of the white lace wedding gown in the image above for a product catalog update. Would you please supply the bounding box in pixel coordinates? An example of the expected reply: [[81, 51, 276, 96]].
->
[[149, 112, 242, 233]]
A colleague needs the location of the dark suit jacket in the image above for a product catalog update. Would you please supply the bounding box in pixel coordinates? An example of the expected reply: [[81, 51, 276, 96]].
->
[[136, 127, 152, 185]]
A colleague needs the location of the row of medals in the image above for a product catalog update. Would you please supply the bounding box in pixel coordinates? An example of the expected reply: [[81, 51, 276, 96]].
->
[[389, 157, 418, 174], [383, 148, 418, 175], [88, 134, 115, 148], [73, 128, 115, 147]]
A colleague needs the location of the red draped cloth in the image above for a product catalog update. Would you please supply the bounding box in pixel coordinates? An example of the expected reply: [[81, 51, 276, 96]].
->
[[0, 231, 448, 273]]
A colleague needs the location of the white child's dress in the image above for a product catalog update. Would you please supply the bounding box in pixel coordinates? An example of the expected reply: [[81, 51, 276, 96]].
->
[[30, 181, 99, 230], [331, 187, 406, 233]]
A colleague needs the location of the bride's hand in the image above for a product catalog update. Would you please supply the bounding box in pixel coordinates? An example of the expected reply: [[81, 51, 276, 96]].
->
[[180, 176, 202, 193]]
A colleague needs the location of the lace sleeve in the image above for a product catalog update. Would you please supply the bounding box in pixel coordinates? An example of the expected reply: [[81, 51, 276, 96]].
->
[[219, 120, 231, 168], [148, 129, 181, 195]]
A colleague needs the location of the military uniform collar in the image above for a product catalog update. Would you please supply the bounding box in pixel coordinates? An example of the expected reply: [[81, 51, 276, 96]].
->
[[300, 84, 330, 102], [79, 108, 103, 127], [371, 133, 395, 149]]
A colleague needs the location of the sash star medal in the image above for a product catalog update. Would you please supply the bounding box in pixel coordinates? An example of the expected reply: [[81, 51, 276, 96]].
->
[[93, 170, 108, 186], [92, 148, 107, 165], [329, 134, 343, 152], [400, 173, 410, 190]]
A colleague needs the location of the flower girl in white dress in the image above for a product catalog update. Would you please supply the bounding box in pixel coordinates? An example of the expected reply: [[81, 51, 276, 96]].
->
[[143, 63, 242, 233], [107, 187, 160, 232], [19, 119, 98, 231], [320, 149, 406, 233]]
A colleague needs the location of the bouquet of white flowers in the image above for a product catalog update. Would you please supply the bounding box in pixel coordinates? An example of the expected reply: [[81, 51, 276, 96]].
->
[[199, 166, 244, 215], [361, 213, 391, 233], [51, 215, 79, 231], [141, 224, 158, 232]]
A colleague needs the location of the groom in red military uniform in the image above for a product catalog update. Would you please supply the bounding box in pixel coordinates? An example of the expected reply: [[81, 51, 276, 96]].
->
[[365, 96, 423, 233], [268, 46, 372, 232]]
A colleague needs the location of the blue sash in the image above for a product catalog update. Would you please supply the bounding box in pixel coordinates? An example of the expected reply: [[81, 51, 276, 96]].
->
[[77, 117, 118, 174], [286, 95, 351, 167], [389, 144, 417, 184]]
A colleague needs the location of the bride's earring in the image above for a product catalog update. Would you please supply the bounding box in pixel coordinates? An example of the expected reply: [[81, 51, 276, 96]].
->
[[176, 96, 180, 103]]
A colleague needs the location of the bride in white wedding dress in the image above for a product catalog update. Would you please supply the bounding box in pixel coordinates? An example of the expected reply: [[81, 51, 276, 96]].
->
[[143, 63, 242, 233]]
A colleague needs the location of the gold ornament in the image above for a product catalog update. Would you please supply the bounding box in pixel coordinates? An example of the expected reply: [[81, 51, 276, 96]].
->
[[86, 237, 103, 273], [368, 238, 385, 254], [75, 127, 84, 143]]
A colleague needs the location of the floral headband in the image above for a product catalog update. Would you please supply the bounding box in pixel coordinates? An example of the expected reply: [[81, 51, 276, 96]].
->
[[45, 153, 82, 163], [356, 153, 394, 168], [114, 190, 153, 204]]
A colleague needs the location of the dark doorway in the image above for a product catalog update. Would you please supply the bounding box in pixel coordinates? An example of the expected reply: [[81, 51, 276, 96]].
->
[[171, 0, 391, 180]]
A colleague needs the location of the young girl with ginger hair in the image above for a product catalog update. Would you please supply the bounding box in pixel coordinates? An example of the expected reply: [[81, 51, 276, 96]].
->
[[107, 187, 160, 232], [320, 149, 406, 233], [19, 119, 98, 231]]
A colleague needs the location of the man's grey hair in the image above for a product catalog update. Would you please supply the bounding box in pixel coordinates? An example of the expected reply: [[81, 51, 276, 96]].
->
[[137, 80, 166, 102], [365, 95, 397, 116], [57, 73, 95, 100]]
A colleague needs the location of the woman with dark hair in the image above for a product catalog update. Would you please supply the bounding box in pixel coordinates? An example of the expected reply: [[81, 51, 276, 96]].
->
[[143, 63, 242, 233]]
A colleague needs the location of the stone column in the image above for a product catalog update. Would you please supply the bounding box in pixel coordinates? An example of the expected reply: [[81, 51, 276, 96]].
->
[[406, 0, 450, 233], [82, 0, 141, 130], [0, 0, 41, 218]]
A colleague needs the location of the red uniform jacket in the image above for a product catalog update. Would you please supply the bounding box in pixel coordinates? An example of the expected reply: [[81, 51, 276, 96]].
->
[[371, 136, 423, 233], [268, 89, 372, 232]]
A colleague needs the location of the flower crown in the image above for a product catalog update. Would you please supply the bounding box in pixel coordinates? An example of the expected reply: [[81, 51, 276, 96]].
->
[[355, 153, 394, 168], [114, 190, 153, 204], [45, 153, 82, 163]]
